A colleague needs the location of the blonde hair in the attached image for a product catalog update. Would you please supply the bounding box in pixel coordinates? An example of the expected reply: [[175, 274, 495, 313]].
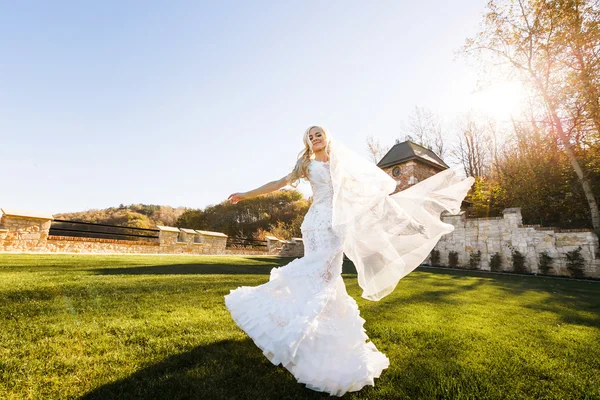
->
[[288, 126, 331, 187]]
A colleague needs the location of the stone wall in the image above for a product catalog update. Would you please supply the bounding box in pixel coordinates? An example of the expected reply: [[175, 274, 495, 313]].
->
[[0, 209, 305, 257], [46, 236, 161, 254], [0, 209, 229, 255], [5, 207, 596, 278], [434, 208, 600, 278]]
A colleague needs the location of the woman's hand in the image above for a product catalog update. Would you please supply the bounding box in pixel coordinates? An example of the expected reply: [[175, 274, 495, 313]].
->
[[228, 192, 247, 204], [227, 175, 289, 204]]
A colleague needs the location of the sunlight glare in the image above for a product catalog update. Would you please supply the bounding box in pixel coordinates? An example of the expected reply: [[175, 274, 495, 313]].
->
[[467, 80, 528, 121]]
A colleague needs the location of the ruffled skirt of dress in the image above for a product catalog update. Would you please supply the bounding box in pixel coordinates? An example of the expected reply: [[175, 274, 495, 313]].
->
[[224, 250, 389, 397]]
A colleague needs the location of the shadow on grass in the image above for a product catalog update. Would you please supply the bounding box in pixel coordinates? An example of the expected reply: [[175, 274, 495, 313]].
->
[[79, 261, 600, 330], [403, 278, 486, 305], [94, 263, 276, 276], [399, 267, 600, 329], [91, 259, 359, 276], [523, 299, 600, 329], [81, 338, 334, 400], [78, 330, 596, 400]]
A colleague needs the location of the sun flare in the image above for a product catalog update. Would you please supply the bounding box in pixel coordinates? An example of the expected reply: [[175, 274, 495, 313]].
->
[[467, 80, 528, 121]]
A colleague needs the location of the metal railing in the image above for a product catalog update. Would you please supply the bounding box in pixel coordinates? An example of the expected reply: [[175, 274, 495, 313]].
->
[[49, 219, 160, 242], [226, 237, 268, 249]]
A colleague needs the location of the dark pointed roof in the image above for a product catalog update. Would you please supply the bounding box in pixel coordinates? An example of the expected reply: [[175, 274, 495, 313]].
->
[[377, 140, 449, 170]]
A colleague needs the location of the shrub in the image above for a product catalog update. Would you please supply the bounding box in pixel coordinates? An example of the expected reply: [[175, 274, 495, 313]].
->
[[538, 252, 554, 274], [565, 246, 585, 278], [468, 250, 482, 270], [512, 250, 528, 273], [448, 251, 459, 268], [490, 253, 502, 272], [430, 249, 440, 266]]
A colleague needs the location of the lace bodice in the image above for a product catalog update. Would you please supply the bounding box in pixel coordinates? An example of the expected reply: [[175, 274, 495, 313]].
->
[[300, 160, 340, 262], [307, 160, 334, 206]]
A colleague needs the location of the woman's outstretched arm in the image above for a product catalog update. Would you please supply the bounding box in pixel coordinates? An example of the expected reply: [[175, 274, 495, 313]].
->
[[228, 174, 290, 204]]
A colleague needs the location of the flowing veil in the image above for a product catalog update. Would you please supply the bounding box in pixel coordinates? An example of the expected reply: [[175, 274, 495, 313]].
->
[[328, 137, 475, 301]]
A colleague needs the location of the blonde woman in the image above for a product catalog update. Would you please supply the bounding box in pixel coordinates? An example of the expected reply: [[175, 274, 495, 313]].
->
[[225, 126, 474, 396]]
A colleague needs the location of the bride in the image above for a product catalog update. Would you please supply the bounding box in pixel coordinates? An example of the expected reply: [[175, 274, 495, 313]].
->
[[225, 126, 474, 396]]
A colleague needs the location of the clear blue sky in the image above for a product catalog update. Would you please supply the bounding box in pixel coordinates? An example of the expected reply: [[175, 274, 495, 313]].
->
[[0, 1, 488, 215]]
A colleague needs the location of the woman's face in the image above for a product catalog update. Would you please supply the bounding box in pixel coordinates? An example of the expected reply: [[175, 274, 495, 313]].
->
[[308, 127, 327, 152]]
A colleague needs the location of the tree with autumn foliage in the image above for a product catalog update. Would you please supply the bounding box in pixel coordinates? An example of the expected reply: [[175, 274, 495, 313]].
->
[[463, 0, 600, 238], [176, 189, 310, 240]]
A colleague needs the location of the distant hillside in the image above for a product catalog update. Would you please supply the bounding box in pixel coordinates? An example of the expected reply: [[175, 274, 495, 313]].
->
[[53, 204, 187, 229]]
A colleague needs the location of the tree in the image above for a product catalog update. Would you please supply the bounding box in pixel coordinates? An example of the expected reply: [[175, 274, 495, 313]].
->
[[54, 204, 187, 229], [176, 189, 310, 239], [498, 121, 594, 227], [556, 1, 600, 142], [400, 106, 447, 158], [464, 0, 600, 239], [450, 112, 495, 178], [467, 175, 506, 218], [365, 135, 391, 164]]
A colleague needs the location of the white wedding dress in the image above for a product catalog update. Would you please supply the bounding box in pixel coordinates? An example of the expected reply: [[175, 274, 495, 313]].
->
[[224, 146, 474, 396], [225, 159, 389, 396]]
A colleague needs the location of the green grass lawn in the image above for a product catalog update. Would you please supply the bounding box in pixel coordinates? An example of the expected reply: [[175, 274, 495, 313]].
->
[[0, 254, 598, 400]]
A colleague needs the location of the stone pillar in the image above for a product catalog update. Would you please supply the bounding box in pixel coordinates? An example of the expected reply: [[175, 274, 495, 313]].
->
[[157, 225, 180, 253], [502, 208, 523, 229], [291, 237, 304, 257], [195, 230, 228, 254], [280, 240, 294, 256], [265, 235, 282, 253], [263, 236, 304, 257], [178, 228, 196, 243], [0, 209, 53, 252]]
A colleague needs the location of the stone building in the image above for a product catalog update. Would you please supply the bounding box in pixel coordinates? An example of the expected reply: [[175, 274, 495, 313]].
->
[[377, 140, 448, 194]]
